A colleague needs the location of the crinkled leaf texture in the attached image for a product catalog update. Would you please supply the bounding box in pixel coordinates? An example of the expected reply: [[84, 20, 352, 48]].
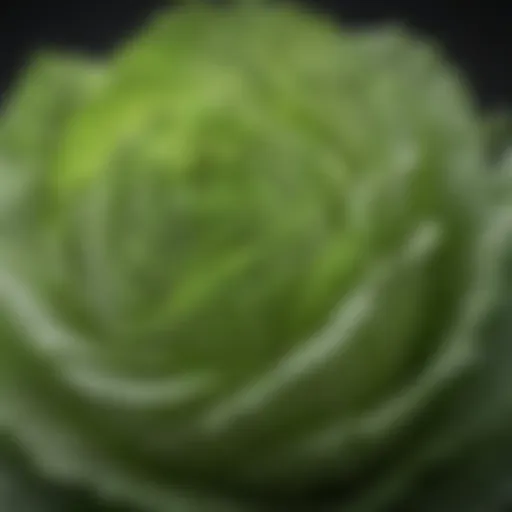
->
[[0, 2, 511, 512]]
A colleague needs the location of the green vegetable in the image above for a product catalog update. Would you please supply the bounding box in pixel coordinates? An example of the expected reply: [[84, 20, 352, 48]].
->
[[0, 2, 511, 510]]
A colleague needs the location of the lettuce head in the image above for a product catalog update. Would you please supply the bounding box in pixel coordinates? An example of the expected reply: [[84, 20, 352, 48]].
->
[[0, 2, 511, 511]]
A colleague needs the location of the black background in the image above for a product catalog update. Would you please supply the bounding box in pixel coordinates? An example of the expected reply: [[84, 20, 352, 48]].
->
[[1, 0, 512, 108]]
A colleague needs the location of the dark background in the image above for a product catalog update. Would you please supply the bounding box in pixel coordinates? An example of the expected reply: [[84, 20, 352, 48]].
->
[[1, 0, 512, 107]]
